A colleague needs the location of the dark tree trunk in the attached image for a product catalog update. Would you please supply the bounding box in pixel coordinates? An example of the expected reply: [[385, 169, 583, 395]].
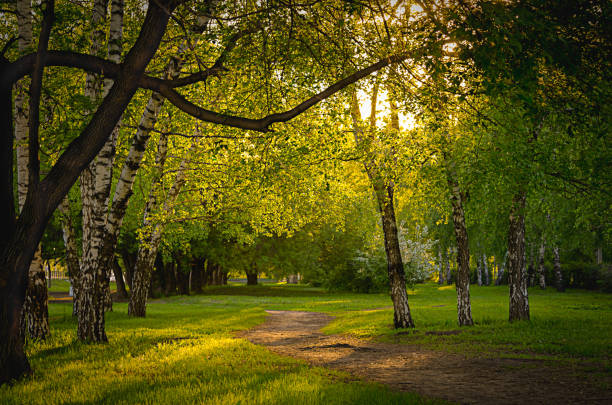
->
[[176, 269, 189, 295], [508, 192, 530, 321], [447, 173, 474, 326], [553, 246, 564, 292], [112, 257, 128, 299], [190, 259, 204, 294], [164, 261, 176, 296], [246, 269, 258, 286], [120, 249, 135, 291]]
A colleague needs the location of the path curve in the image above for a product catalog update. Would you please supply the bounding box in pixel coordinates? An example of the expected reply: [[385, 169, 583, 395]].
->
[[239, 310, 611, 404]]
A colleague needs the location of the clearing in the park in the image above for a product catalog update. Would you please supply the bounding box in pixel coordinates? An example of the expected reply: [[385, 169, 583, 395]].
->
[[1, 283, 610, 404]]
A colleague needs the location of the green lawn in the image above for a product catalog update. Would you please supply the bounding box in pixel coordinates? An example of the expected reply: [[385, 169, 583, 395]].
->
[[2, 283, 610, 404]]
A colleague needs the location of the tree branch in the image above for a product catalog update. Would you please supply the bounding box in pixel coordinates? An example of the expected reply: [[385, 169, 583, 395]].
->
[[27, 0, 55, 191], [157, 53, 408, 131]]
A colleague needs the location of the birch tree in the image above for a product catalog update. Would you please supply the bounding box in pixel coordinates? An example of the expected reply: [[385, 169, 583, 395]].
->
[[14, 0, 49, 340]]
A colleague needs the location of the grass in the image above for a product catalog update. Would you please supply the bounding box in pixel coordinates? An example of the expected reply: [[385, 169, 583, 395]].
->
[[2, 283, 610, 404]]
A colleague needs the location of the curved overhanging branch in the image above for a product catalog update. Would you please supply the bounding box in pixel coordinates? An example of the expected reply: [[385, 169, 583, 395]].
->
[[156, 53, 409, 132]]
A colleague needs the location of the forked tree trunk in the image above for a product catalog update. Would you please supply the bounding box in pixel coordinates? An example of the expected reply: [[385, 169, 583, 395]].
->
[[508, 192, 529, 321], [537, 239, 546, 289], [446, 169, 474, 326], [553, 246, 564, 292], [1, 0, 175, 382]]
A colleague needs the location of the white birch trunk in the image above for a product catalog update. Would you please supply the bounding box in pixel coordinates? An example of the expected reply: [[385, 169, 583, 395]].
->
[[97, 12, 215, 293], [77, 0, 111, 342], [537, 239, 546, 289], [58, 197, 82, 316], [15, 0, 49, 341], [483, 254, 489, 286]]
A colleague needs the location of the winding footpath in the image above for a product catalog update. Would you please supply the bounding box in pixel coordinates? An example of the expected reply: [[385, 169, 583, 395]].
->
[[239, 310, 612, 404]]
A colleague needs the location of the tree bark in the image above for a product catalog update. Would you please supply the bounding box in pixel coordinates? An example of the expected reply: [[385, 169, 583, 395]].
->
[[508, 192, 530, 321], [537, 239, 546, 289], [128, 134, 196, 316], [112, 257, 128, 298], [483, 254, 490, 286], [446, 168, 474, 326], [190, 259, 204, 293], [350, 89, 414, 329], [14, 0, 50, 342], [553, 246, 564, 292], [246, 269, 258, 285], [446, 249, 452, 285], [476, 256, 483, 286], [496, 251, 508, 285], [96, 8, 214, 298], [438, 251, 445, 284]]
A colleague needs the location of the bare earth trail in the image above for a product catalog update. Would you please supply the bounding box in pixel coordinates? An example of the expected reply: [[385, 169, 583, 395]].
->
[[239, 310, 612, 405]]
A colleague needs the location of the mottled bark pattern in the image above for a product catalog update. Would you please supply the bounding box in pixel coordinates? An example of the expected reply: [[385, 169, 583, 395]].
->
[[508, 192, 530, 321], [447, 168, 474, 326], [15, 0, 49, 341], [98, 11, 213, 291], [476, 257, 483, 286], [77, 0, 111, 342], [537, 240, 546, 289], [20, 246, 49, 340], [350, 90, 414, 329], [553, 246, 564, 292]]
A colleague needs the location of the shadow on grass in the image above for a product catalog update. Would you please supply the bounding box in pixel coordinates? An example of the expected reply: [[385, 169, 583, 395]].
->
[[200, 284, 330, 297]]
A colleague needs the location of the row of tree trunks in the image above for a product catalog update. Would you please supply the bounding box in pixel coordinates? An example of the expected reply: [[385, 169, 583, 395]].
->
[[95, 9, 215, 312], [128, 134, 199, 317], [0, 0, 177, 383]]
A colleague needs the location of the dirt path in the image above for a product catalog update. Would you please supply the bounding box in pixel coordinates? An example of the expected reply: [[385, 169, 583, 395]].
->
[[239, 310, 612, 404]]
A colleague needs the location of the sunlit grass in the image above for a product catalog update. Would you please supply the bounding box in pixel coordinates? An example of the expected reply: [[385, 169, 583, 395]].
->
[[3, 283, 610, 404]]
